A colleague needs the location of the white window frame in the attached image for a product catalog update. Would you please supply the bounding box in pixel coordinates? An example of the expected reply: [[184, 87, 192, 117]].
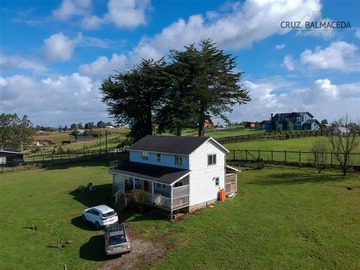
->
[[142, 152, 149, 161], [213, 177, 220, 187], [208, 154, 217, 166]]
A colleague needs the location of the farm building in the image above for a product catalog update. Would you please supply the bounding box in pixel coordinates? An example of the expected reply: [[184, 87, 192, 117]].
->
[[109, 135, 239, 218], [0, 149, 25, 166]]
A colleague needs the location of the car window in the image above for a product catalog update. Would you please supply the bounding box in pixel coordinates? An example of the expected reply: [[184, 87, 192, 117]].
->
[[110, 235, 126, 245], [103, 211, 116, 217]]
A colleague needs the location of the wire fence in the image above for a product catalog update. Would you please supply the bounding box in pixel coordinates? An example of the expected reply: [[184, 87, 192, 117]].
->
[[227, 149, 360, 167], [1, 149, 128, 173]]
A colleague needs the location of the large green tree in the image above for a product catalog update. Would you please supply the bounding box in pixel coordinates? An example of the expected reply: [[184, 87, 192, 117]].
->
[[100, 58, 167, 142], [0, 113, 35, 150], [100, 40, 250, 141], [159, 39, 250, 136]]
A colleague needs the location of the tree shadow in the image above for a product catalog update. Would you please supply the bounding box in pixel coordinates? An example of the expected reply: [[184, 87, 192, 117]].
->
[[247, 172, 343, 186], [68, 184, 114, 208]]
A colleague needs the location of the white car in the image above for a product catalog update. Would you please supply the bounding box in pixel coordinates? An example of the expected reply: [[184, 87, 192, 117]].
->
[[82, 205, 118, 229]]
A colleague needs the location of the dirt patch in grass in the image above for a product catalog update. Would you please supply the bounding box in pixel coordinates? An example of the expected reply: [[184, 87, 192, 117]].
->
[[97, 228, 166, 270]]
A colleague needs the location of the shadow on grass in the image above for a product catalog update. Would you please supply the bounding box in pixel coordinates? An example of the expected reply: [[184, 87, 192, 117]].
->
[[248, 172, 343, 186], [71, 216, 100, 231], [42, 159, 112, 170], [79, 235, 108, 261], [68, 184, 114, 208]]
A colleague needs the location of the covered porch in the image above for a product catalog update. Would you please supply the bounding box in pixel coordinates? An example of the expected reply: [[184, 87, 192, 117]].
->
[[109, 161, 190, 216], [225, 165, 239, 195]]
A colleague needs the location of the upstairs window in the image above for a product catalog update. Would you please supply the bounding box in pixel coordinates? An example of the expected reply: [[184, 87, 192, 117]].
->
[[141, 152, 149, 161], [175, 155, 183, 165], [208, 154, 217, 165]]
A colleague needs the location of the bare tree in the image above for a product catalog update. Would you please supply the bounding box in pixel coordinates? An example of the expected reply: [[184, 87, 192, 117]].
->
[[311, 139, 328, 173], [329, 115, 359, 176]]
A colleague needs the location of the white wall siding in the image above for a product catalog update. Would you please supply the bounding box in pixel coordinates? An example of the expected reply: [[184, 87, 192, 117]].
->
[[188, 140, 227, 206]]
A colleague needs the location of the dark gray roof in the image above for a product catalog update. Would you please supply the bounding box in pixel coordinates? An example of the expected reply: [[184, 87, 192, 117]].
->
[[303, 119, 319, 124], [130, 135, 227, 155], [109, 161, 190, 185], [275, 112, 313, 118]]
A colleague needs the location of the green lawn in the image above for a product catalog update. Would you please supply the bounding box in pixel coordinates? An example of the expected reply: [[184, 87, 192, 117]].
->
[[1, 162, 359, 270]]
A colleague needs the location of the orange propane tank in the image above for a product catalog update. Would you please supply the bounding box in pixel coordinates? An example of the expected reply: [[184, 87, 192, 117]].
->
[[219, 189, 226, 201]]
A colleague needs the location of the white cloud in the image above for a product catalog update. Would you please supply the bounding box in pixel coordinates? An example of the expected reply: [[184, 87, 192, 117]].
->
[[355, 28, 360, 39], [105, 0, 150, 28], [305, 78, 338, 103], [43, 32, 82, 62], [275, 44, 285, 50], [130, 0, 322, 61], [0, 54, 46, 72], [79, 53, 129, 78], [0, 73, 108, 126], [52, 0, 92, 20], [300, 41, 359, 71], [283, 55, 295, 71], [81, 15, 104, 29], [227, 78, 360, 123]]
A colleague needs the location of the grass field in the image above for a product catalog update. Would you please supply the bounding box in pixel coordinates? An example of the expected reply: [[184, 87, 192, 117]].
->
[[1, 161, 359, 270]]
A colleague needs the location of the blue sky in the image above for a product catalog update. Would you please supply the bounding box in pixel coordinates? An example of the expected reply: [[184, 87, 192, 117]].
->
[[1, 0, 359, 127]]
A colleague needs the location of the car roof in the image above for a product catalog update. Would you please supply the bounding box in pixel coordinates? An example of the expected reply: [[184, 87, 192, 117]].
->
[[93, 205, 115, 214]]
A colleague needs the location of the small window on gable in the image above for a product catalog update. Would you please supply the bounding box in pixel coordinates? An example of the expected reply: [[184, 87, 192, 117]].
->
[[213, 177, 219, 187], [142, 152, 149, 161], [208, 154, 216, 165], [156, 153, 161, 162], [175, 155, 183, 165]]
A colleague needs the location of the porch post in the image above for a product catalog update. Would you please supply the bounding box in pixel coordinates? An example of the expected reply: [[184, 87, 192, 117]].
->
[[171, 184, 174, 218], [151, 181, 154, 203]]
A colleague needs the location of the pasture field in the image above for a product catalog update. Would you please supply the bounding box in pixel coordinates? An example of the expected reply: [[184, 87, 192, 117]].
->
[[1, 162, 359, 270]]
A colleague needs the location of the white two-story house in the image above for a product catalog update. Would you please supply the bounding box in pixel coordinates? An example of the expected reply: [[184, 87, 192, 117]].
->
[[109, 135, 238, 218]]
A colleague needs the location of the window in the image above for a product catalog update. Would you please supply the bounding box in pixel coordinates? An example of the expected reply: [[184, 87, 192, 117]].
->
[[142, 152, 149, 160], [208, 154, 217, 165], [155, 183, 166, 189], [175, 155, 183, 165], [174, 181, 183, 187], [156, 153, 161, 162], [213, 177, 219, 187]]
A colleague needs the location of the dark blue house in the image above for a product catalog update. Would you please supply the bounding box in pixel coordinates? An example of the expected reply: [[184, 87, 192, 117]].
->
[[260, 112, 320, 131]]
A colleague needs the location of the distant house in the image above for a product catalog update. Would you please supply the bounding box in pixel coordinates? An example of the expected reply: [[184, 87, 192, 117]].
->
[[260, 112, 319, 131], [332, 126, 350, 136], [302, 119, 320, 130], [109, 135, 239, 218], [33, 139, 55, 146], [243, 122, 256, 129]]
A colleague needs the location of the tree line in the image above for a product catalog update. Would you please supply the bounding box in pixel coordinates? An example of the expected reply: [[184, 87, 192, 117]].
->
[[100, 39, 251, 142]]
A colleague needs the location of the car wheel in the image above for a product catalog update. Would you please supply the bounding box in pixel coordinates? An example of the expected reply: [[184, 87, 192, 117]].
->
[[82, 215, 87, 222], [95, 221, 101, 230]]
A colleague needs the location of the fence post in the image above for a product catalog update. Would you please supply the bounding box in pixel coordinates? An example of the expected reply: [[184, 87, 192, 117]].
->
[[284, 150, 287, 162], [271, 150, 273, 162], [299, 150, 301, 162], [246, 149, 248, 161], [331, 151, 333, 166]]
